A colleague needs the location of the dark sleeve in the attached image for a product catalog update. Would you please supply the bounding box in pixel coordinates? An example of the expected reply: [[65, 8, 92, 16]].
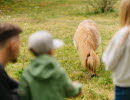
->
[[0, 82, 12, 100], [8, 77, 19, 89], [5, 73, 20, 100]]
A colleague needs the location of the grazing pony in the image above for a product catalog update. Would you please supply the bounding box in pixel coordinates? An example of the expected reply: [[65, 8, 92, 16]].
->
[[73, 20, 101, 76]]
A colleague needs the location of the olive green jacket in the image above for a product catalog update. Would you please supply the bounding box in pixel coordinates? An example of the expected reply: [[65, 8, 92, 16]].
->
[[18, 55, 81, 100]]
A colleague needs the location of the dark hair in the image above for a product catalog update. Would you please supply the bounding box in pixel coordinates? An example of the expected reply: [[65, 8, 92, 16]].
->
[[0, 23, 22, 43]]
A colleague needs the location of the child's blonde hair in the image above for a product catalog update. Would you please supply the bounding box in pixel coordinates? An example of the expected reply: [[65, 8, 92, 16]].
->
[[120, 0, 130, 27]]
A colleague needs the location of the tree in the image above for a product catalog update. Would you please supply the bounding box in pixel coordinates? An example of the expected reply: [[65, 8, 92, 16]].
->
[[86, 0, 117, 13]]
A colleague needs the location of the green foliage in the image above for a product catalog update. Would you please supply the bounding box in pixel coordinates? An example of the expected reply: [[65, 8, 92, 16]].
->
[[86, 0, 118, 13], [15, 69, 23, 79]]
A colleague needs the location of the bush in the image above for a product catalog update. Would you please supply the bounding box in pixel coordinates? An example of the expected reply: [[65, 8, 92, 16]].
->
[[86, 0, 117, 13], [0, 0, 13, 5]]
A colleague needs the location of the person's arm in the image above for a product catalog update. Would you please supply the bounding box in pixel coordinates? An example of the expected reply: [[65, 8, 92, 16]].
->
[[62, 72, 82, 98], [102, 31, 129, 71], [18, 77, 30, 100]]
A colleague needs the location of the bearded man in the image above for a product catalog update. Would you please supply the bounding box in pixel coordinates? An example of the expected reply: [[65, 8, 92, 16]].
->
[[0, 23, 22, 100]]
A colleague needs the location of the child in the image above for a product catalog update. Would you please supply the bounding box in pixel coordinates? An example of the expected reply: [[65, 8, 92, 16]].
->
[[102, 0, 130, 100], [18, 31, 82, 100]]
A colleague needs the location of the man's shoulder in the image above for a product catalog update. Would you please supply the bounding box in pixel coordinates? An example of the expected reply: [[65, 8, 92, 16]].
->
[[0, 64, 19, 100], [0, 64, 9, 79], [0, 64, 5, 73]]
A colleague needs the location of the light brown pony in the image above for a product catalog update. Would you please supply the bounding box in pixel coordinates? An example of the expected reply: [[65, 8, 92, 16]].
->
[[73, 20, 101, 76]]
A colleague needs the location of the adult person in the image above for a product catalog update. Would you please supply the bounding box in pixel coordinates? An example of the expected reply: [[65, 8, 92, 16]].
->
[[102, 0, 130, 100], [0, 23, 22, 100]]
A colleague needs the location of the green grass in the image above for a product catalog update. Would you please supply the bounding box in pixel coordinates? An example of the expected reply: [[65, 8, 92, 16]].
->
[[0, 0, 120, 99]]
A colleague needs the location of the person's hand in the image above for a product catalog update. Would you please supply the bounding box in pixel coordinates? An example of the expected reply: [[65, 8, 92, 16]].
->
[[72, 81, 83, 96], [72, 81, 79, 85]]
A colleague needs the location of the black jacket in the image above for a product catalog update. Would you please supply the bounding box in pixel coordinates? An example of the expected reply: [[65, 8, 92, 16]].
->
[[0, 64, 20, 100]]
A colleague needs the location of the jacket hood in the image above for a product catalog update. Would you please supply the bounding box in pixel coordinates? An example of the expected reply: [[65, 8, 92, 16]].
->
[[28, 55, 59, 80]]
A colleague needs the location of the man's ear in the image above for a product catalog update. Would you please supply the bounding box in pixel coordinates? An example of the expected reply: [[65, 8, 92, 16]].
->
[[9, 39, 17, 51], [8, 37, 19, 52], [8, 40, 14, 51]]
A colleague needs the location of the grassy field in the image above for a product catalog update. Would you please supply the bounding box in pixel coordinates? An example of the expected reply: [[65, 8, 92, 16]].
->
[[0, 0, 120, 99]]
